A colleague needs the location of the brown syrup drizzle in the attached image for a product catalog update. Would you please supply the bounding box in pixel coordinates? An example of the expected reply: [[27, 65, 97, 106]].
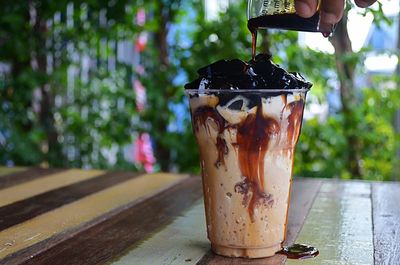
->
[[235, 102, 279, 221], [193, 106, 227, 169], [286, 100, 305, 146]]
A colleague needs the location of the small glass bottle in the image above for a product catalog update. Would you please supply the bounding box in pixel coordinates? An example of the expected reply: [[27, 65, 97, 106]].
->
[[247, 0, 334, 36]]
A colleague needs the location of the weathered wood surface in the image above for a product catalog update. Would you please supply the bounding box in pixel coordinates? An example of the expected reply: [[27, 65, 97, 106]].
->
[[113, 200, 208, 265], [286, 181, 374, 265], [0, 169, 104, 207], [0, 167, 27, 178], [0, 171, 140, 231], [0, 167, 62, 189], [372, 182, 400, 265], [0, 170, 188, 265], [0, 167, 398, 265], [20, 177, 201, 265]]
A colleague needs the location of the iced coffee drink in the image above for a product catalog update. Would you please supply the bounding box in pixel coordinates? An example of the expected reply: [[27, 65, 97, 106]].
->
[[186, 54, 311, 258]]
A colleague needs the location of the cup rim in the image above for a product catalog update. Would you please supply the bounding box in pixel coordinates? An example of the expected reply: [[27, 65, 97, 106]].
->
[[185, 88, 310, 93]]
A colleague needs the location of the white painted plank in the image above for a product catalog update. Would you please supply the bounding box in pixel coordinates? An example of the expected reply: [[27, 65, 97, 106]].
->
[[287, 181, 374, 265]]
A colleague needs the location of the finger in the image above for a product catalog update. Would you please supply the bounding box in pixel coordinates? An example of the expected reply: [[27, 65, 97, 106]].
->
[[295, 0, 319, 18], [319, 0, 345, 31], [354, 0, 377, 8]]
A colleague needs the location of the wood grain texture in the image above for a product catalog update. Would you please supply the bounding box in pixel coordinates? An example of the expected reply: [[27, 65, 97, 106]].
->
[[112, 200, 208, 265], [286, 181, 374, 265], [0, 167, 63, 190], [283, 178, 322, 246], [196, 178, 322, 265], [0, 169, 104, 207], [18, 177, 202, 265], [0, 171, 140, 231], [0, 173, 186, 264], [372, 182, 400, 265]]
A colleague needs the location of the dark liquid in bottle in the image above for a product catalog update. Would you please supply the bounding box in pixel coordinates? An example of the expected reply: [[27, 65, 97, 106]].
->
[[248, 12, 321, 33], [248, 12, 332, 60]]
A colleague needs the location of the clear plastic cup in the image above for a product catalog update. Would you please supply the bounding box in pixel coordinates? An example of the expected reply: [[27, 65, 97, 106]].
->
[[187, 89, 308, 258]]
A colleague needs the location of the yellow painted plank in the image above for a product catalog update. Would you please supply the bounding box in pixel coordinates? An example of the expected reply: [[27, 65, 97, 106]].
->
[[287, 181, 374, 265], [0, 173, 187, 259], [113, 200, 209, 265], [0, 167, 27, 177], [0, 169, 104, 207]]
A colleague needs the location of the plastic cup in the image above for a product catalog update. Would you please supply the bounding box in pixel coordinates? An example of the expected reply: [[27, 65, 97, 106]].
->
[[187, 89, 308, 258]]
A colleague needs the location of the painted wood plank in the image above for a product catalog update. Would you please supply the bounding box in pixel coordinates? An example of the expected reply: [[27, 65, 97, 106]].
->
[[19, 176, 201, 265], [0, 168, 65, 190], [0, 173, 187, 264], [196, 178, 322, 265], [286, 181, 374, 265], [283, 178, 322, 246], [112, 200, 209, 265], [0, 171, 140, 231], [0, 167, 27, 177], [372, 182, 400, 265], [0, 169, 103, 207]]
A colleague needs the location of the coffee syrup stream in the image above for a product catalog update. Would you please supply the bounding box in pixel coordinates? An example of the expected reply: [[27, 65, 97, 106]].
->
[[251, 30, 257, 61], [247, 16, 319, 260]]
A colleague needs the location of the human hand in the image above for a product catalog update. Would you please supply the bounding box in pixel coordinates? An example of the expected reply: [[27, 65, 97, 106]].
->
[[295, 0, 377, 30]]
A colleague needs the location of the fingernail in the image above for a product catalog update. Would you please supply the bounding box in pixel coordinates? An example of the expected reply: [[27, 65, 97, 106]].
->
[[320, 11, 341, 24], [295, 1, 314, 18], [318, 21, 336, 36]]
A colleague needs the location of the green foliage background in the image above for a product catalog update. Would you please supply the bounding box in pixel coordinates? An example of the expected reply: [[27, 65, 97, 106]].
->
[[0, 0, 399, 180]]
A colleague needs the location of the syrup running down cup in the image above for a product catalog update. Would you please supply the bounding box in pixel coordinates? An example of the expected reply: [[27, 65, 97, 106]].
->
[[187, 88, 308, 258]]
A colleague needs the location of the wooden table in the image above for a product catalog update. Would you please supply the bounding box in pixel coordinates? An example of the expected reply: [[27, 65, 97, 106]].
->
[[0, 167, 399, 265]]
